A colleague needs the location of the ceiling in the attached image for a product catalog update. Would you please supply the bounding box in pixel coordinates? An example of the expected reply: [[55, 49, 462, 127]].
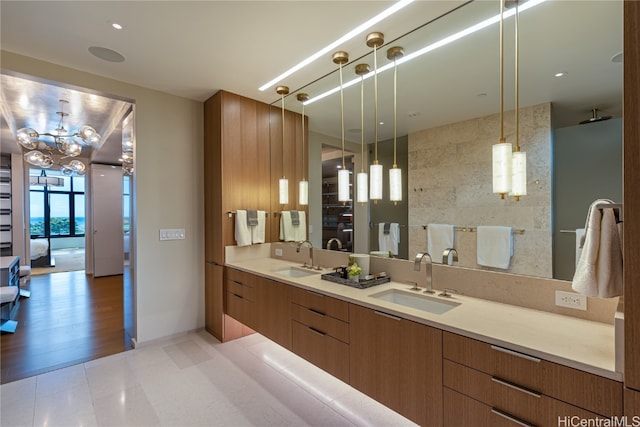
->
[[0, 0, 623, 163]]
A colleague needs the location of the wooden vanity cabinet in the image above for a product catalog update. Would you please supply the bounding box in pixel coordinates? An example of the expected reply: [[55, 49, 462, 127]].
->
[[442, 332, 622, 426], [349, 304, 443, 427], [290, 287, 350, 382]]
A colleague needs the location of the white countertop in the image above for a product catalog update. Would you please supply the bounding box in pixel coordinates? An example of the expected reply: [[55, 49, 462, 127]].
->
[[226, 257, 621, 381]]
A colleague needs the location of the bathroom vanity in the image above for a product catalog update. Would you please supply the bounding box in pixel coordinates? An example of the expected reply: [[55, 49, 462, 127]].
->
[[222, 248, 622, 427]]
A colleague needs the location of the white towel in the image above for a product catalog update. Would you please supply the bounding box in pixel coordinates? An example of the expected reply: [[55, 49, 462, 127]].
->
[[572, 199, 623, 298], [280, 211, 307, 242], [234, 210, 252, 247], [251, 210, 266, 244], [427, 224, 454, 264], [378, 223, 400, 256], [476, 226, 513, 269], [575, 228, 586, 267]]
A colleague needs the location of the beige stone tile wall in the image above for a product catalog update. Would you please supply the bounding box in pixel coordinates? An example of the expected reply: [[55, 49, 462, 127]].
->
[[408, 103, 553, 278]]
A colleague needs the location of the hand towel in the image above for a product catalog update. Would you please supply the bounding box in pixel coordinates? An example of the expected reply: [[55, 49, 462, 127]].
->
[[251, 210, 266, 244], [279, 211, 295, 242], [290, 210, 300, 226], [572, 199, 623, 298], [383, 222, 391, 235], [427, 224, 454, 264], [378, 223, 399, 256], [234, 210, 252, 246], [246, 210, 258, 227], [294, 210, 307, 241], [476, 226, 513, 269], [575, 228, 586, 267]]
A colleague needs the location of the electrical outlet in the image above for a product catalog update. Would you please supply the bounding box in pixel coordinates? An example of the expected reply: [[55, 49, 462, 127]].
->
[[555, 290, 587, 311], [275, 248, 283, 257]]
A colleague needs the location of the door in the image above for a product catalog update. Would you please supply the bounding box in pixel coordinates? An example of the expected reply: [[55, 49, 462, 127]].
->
[[91, 164, 123, 277]]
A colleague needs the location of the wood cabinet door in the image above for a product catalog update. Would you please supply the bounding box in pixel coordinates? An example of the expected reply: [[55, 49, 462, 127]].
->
[[349, 304, 442, 427], [255, 276, 292, 349], [205, 262, 223, 340]]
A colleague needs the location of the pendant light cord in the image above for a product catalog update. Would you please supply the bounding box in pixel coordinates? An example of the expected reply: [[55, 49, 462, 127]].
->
[[514, 1, 520, 152], [301, 102, 306, 180], [373, 43, 379, 164], [360, 74, 365, 172], [499, 0, 505, 143], [393, 56, 397, 168], [281, 92, 286, 178]]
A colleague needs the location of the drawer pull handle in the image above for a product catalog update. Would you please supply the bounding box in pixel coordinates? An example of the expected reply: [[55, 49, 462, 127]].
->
[[308, 308, 326, 317], [374, 310, 402, 321], [491, 408, 536, 427], [232, 293, 243, 300], [308, 326, 326, 336], [491, 377, 542, 398], [305, 290, 325, 297], [490, 345, 541, 363]]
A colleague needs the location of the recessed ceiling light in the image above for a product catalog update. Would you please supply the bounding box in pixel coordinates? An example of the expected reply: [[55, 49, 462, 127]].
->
[[554, 71, 567, 77], [89, 46, 125, 63], [111, 22, 124, 30], [258, 0, 415, 92], [379, 121, 384, 125]]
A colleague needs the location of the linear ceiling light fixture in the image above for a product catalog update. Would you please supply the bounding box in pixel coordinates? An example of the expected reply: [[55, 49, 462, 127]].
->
[[258, 0, 415, 92], [304, 0, 546, 106]]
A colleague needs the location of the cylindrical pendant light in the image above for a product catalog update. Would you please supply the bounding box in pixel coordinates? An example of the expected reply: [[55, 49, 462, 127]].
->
[[333, 51, 350, 203], [387, 46, 404, 204], [355, 63, 370, 204], [297, 93, 310, 205], [510, 0, 527, 200], [277, 85, 290, 205], [492, 0, 512, 198], [367, 32, 384, 203]]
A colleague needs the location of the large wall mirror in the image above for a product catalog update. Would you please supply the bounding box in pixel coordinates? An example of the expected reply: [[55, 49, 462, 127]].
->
[[279, 0, 623, 280]]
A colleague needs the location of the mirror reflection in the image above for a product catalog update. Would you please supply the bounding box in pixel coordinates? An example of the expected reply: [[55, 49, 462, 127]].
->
[[279, 0, 623, 280]]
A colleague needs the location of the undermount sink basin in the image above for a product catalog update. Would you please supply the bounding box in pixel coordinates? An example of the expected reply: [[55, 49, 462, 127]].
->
[[274, 267, 319, 278], [369, 289, 460, 315]]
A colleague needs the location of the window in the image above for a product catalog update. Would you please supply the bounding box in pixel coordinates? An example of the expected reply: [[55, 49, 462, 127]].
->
[[29, 169, 85, 238]]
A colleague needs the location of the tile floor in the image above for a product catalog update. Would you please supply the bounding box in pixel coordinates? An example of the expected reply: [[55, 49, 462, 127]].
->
[[0, 330, 417, 426]]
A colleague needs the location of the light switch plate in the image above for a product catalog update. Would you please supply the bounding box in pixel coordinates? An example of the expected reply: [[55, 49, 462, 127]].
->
[[555, 290, 587, 310], [160, 228, 185, 241]]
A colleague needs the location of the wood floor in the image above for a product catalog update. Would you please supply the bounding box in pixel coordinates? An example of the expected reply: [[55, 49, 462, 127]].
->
[[0, 270, 132, 384]]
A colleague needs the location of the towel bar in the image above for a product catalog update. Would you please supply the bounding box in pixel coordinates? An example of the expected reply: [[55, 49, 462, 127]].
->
[[420, 225, 525, 234], [227, 211, 270, 218]]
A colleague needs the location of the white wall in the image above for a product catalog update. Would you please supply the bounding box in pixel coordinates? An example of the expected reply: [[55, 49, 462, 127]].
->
[[2, 51, 205, 343]]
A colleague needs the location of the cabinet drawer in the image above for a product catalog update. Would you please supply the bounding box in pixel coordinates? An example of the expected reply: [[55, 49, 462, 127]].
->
[[291, 320, 349, 383], [225, 268, 257, 287], [444, 359, 542, 425], [225, 290, 255, 328], [290, 287, 349, 322], [225, 279, 254, 300], [291, 303, 349, 343], [443, 332, 623, 417]]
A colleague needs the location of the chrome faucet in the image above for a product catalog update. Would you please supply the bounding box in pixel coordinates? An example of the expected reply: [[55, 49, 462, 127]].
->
[[414, 252, 434, 294], [296, 240, 314, 269], [442, 248, 459, 265], [326, 238, 342, 251]]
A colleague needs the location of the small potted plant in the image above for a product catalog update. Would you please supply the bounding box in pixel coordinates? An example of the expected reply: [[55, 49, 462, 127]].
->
[[347, 262, 361, 282]]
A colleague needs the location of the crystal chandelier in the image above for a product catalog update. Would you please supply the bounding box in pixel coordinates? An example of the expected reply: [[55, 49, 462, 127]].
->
[[16, 99, 99, 175]]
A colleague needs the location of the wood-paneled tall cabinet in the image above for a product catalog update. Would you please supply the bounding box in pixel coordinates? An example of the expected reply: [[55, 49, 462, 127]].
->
[[203, 90, 306, 341], [624, 0, 640, 415]]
